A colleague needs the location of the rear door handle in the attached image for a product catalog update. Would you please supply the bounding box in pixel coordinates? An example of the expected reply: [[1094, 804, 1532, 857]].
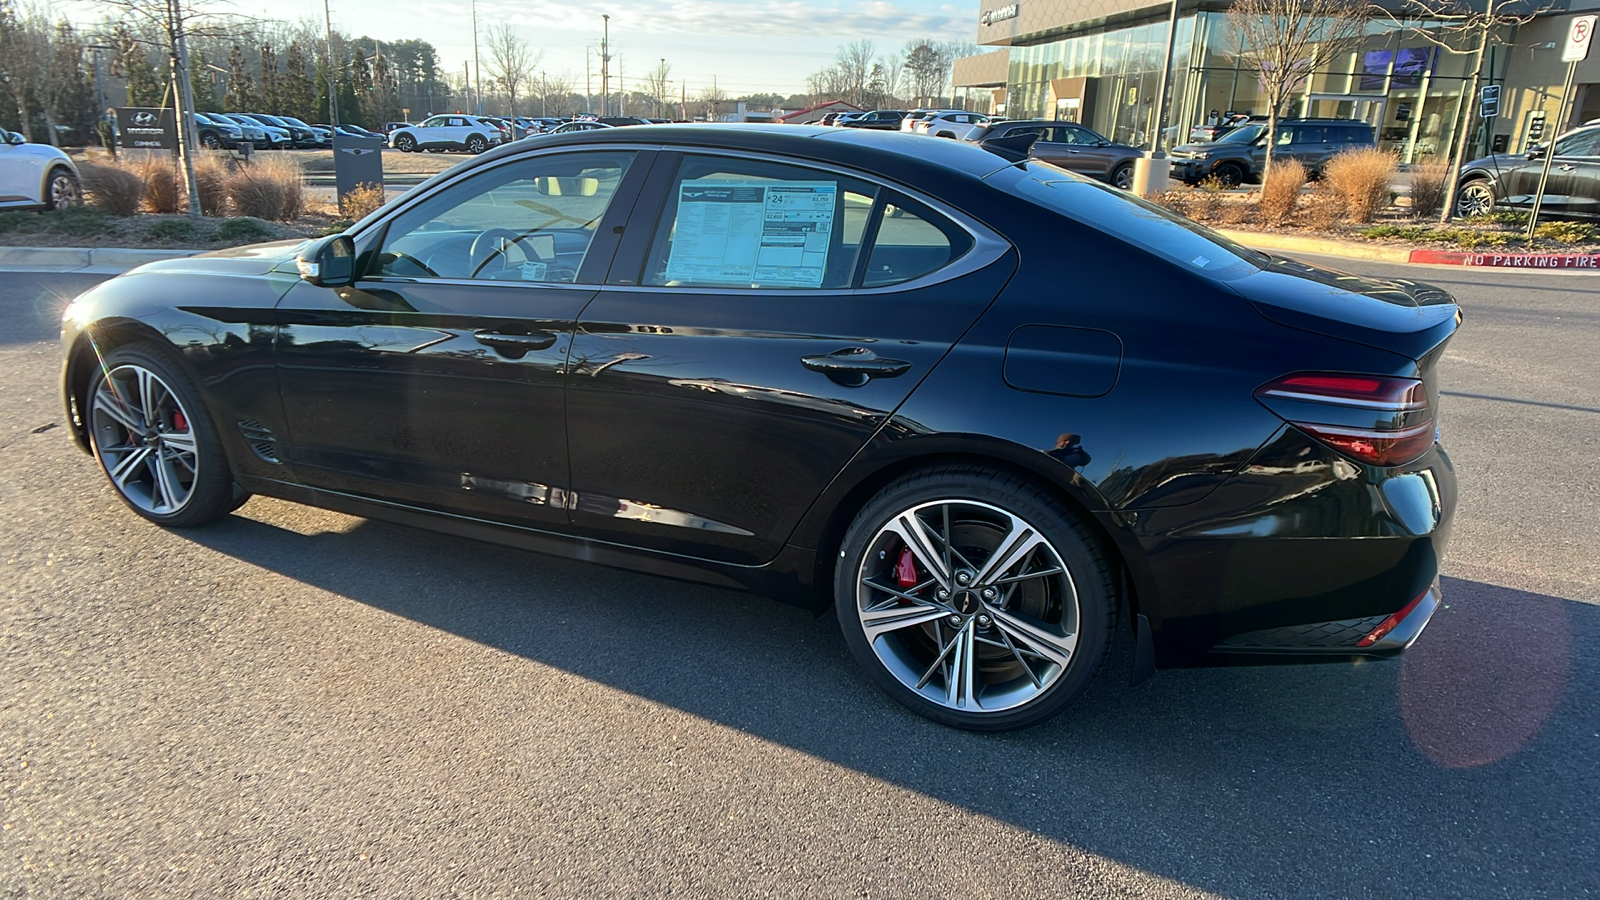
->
[[475, 330, 558, 353], [801, 347, 911, 387]]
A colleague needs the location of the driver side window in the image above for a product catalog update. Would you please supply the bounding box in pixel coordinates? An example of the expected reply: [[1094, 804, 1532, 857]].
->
[[370, 150, 635, 283]]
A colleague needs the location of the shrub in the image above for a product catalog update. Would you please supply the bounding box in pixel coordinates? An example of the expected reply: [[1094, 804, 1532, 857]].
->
[[1194, 176, 1226, 220], [1405, 164, 1449, 219], [135, 157, 184, 214], [1258, 159, 1307, 225], [78, 161, 145, 216], [1322, 148, 1398, 224], [192, 154, 232, 217], [215, 217, 276, 243], [340, 181, 386, 219], [1534, 220, 1597, 244], [1474, 209, 1528, 227], [226, 155, 304, 221], [143, 218, 206, 242], [1301, 187, 1346, 231]]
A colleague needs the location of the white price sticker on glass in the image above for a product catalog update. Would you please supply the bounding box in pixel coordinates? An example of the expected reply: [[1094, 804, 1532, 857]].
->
[[664, 180, 837, 287]]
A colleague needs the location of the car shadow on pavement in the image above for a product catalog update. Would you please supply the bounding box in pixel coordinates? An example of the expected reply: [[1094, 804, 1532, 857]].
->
[[182, 508, 1598, 900]]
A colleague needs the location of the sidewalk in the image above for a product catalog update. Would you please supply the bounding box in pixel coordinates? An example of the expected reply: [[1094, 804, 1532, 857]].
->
[[0, 246, 198, 274]]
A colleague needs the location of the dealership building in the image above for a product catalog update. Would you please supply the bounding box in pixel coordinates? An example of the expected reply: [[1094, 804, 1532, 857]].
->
[[953, 0, 1600, 162]]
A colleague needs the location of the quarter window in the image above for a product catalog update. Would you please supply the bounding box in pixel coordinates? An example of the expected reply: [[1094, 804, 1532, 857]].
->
[[862, 198, 970, 288], [370, 151, 634, 283]]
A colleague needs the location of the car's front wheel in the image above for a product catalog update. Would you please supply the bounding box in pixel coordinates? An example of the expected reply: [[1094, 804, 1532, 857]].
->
[[835, 466, 1116, 731], [1112, 162, 1135, 190], [86, 346, 244, 527], [394, 133, 416, 152], [1456, 179, 1495, 218], [1214, 162, 1245, 187], [44, 167, 80, 210]]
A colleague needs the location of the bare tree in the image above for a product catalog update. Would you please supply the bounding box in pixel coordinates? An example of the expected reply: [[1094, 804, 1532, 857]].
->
[[700, 83, 727, 122], [1227, 0, 1370, 174], [537, 70, 575, 116], [902, 39, 949, 107], [484, 24, 537, 118], [643, 60, 671, 119], [1376, 0, 1545, 220], [0, 0, 51, 142], [837, 39, 875, 107]]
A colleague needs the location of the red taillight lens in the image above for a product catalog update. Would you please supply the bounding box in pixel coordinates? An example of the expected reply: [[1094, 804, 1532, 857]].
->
[[1256, 372, 1435, 467]]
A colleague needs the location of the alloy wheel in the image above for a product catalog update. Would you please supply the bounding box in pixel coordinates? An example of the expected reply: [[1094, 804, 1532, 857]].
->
[[89, 364, 201, 515], [1113, 164, 1134, 190], [854, 499, 1080, 714], [1456, 182, 1494, 218], [48, 171, 81, 209]]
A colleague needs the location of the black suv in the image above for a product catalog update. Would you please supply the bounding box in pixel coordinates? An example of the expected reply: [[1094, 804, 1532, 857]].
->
[[838, 110, 907, 131], [1169, 118, 1376, 185], [1456, 124, 1600, 219]]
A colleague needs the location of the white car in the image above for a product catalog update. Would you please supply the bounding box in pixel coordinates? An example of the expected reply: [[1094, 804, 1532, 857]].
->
[[899, 109, 965, 133], [388, 115, 505, 154], [0, 131, 80, 211], [914, 111, 992, 140]]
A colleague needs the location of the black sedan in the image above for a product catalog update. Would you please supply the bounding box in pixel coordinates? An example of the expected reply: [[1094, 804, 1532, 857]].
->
[[59, 126, 1459, 730], [1456, 123, 1600, 219]]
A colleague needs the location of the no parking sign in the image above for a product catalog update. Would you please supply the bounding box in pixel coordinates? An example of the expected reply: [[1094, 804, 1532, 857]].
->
[[1562, 15, 1596, 62]]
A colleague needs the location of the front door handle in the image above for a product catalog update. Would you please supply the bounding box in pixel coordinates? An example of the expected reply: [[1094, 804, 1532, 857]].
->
[[475, 330, 558, 354], [1558, 164, 1578, 171], [801, 347, 911, 387]]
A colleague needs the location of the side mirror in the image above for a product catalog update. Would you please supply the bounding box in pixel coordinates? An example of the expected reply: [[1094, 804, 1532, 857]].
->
[[5, 132, 24, 146], [296, 234, 356, 287], [1526, 144, 1547, 160]]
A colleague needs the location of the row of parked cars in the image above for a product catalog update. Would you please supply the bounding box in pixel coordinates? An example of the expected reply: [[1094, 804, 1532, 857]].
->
[[191, 112, 386, 150]]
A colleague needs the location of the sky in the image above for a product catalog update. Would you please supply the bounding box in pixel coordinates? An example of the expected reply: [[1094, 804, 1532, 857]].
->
[[231, 0, 979, 101]]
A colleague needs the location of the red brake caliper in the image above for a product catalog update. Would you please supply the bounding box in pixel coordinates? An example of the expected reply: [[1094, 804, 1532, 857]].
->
[[172, 410, 188, 431], [894, 545, 920, 589]]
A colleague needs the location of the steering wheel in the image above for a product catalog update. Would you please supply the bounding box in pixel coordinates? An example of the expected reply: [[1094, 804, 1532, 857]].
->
[[469, 228, 540, 277]]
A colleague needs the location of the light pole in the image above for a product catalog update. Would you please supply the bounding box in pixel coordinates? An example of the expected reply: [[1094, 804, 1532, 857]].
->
[[471, 0, 482, 115], [601, 14, 610, 117], [323, 0, 339, 126]]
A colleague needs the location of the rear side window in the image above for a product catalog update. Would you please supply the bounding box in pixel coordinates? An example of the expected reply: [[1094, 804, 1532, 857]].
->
[[993, 164, 1263, 281], [862, 197, 973, 288]]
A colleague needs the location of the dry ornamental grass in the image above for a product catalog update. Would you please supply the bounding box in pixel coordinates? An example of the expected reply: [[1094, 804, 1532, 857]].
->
[[340, 182, 387, 220], [1323, 148, 1398, 224], [1259, 159, 1307, 225], [135, 157, 184, 214], [1407, 163, 1449, 219], [226, 155, 305, 221], [76, 162, 145, 217]]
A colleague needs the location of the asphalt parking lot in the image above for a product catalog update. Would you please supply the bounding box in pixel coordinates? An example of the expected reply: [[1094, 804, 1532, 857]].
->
[[2, 259, 1596, 898]]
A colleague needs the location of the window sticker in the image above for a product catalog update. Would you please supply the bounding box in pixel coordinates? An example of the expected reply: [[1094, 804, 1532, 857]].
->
[[664, 180, 836, 287]]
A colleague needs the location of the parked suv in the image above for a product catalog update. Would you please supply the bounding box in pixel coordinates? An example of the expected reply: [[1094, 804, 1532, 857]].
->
[[1455, 123, 1600, 219], [838, 109, 907, 131], [1168, 118, 1376, 185], [967, 119, 1143, 189]]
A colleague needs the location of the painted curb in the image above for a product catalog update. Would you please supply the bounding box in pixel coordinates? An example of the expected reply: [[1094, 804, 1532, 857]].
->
[[1406, 249, 1600, 270]]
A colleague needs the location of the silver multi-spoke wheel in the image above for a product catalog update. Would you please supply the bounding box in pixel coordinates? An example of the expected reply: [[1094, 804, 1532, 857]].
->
[[1456, 181, 1494, 218], [90, 363, 201, 516], [46, 169, 81, 210], [854, 498, 1081, 715]]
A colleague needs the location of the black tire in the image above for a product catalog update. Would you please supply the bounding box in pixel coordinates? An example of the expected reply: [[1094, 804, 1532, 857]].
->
[[43, 167, 80, 211], [85, 345, 244, 528], [834, 465, 1117, 731], [1214, 162, 1246, 187], [394, 133, 416, 153], [467, 134, 487, 154], [1111, 162, 1135, 190], [200, 132, 222, 149]]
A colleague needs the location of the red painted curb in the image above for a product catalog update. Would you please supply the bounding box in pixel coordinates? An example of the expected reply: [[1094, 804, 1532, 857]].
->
[[1407, 249, 1600, 269]]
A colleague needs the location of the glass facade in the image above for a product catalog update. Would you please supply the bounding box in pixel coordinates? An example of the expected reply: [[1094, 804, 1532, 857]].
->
[[1002, 12, 1511, 163]]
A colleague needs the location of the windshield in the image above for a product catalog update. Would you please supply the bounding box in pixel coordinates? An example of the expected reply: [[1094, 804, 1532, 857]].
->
[[1217, 124, 1265, 144], [989, 162, 1265, 281]]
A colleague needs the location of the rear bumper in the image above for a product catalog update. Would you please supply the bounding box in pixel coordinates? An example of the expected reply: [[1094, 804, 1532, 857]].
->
[[1123, 428, 1456, 668]]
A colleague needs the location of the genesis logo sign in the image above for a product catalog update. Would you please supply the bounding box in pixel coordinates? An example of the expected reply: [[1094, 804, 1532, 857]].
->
[[981, 3, 1018, 25]]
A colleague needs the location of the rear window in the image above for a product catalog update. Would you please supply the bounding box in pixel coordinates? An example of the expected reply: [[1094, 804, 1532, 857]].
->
[[990, 164, 1264, 281]]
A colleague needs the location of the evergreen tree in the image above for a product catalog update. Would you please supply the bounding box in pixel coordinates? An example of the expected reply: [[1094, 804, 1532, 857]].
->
[[114, 24, 164, 107], [370, 53, 401, 125], [188, 48, 219, 112], [283, 42, 316, 122], [258, 42, 281, 112], [49, 21, 99, 141], [348, 48, 370, 126], [225, 43, 255, 110]]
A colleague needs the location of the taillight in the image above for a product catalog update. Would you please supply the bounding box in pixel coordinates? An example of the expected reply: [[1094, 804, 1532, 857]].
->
[[1255, 372, 1436, 467]]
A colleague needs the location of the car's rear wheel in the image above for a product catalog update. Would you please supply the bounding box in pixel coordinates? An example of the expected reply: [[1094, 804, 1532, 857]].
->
[[44, 168, 80, 211], [394, 133, 416, 152], [1456, 179, 1495, 218], [86, 347, 243, 527], [835, 466, 1116, 731], [467, 134, 487, 154], [1214, 162, 1245, 187], [1112, 162, 1135, 190]]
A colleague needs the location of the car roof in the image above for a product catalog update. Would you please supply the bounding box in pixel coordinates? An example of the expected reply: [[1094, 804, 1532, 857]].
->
[[471, 123, 1012, 184]]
